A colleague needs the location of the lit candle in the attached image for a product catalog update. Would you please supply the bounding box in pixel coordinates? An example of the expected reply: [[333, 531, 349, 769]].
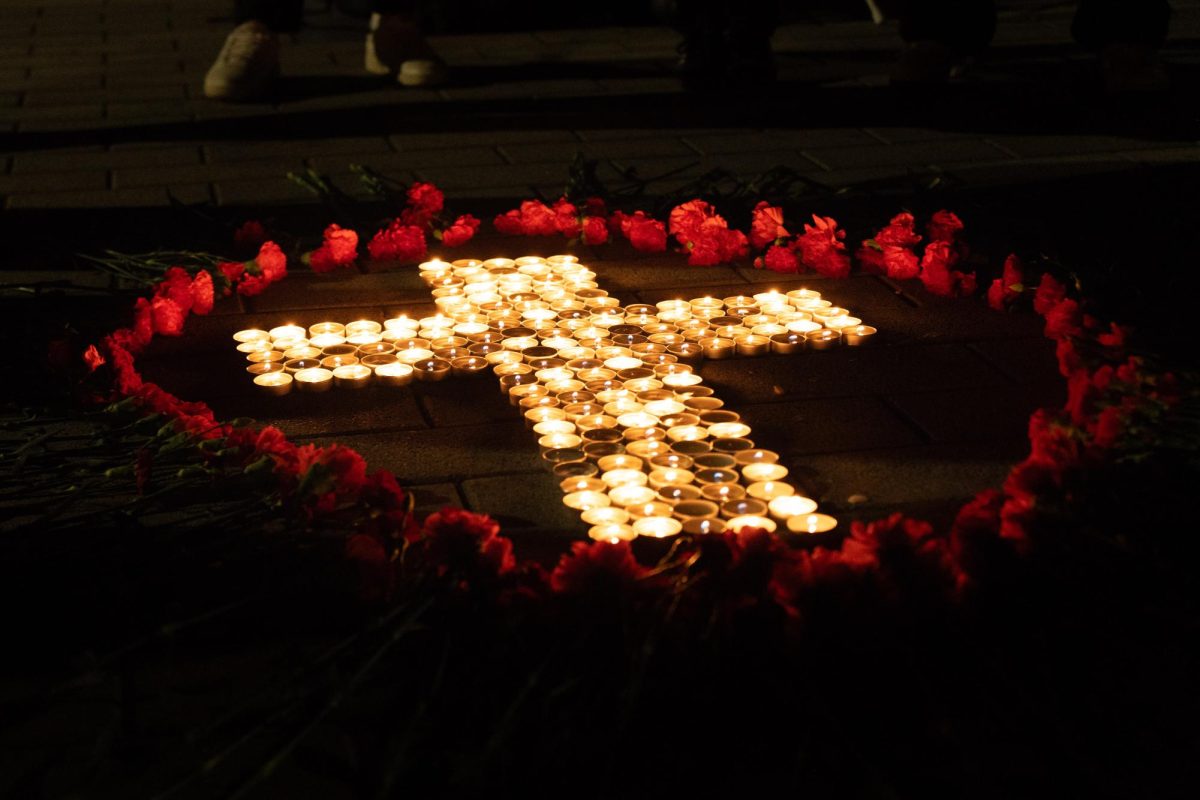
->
[[581, 506, 630, 525], [632, 516, 682, 539], [253, 371, 293, 396], [769, 332, 805, 354], [589, 524, 637, 543], [609, 485, 659, 508], [707, 422, 752, 439], [268, 324, 306, 341], [559, 476, 606, 494], [534, 419, 576, 438], [734, 334, 771, 357], [734, 449, 780, 465], [233, 328, 271, 343], [647, 467, 694, 489], [601, 468, 648, 488], [563, 490, 611, 511], [661, 372, 703, 388], [293, 367, 334, 392], [786, 513, 838, 534], [698, 337, 736, 360], [310, 332, 348, 348], [742, 462, 788, 482], [539, 432, 583, 452], [413, 358, 452, 381], [805, 329, 841, 351], [822, 315, 861, 331], [597, 454, 643, 472], [767, 495, 819, 521], [745, 481, 795, 501], [332, 363, 372, 388], [374, 362, 414, 386], [726, 514, 777, 533], [237, 340, 274, 354], [843, 325, 877, 346], [395, 348, 436, 365]]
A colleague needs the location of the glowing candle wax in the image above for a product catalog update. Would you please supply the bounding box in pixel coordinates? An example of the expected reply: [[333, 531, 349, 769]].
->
[[767, 495, 819, 521], [633, 516, 682, 539], [374, 362, 414, 386], [293, 367, 334, 392], [746, 481, 794, 501], [589, 524, 637, 543], [269, 324, 306, 341], [233, 328, 271, 343], [609, 485, 659, 508], [726, 514, 777, 533], [742, 462, 788, 482], [563, 491, 610, 511], [787, 513, 838, 534], [253, 371, 293, 396], [707, 422, 752, 439], [601, 468, 648, 488]]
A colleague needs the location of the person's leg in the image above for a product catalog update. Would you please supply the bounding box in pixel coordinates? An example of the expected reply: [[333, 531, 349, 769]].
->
[[234, 0, 305, 32], [205, 1, 300, 100], [364, 0, 447, 86], [1073, 0, 1172, 91]]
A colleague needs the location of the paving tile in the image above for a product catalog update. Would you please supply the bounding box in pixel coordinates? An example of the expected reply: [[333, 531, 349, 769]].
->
[[417, 376, 523, 427], [410, 162, 567, 192], [683, 129, 880, 154], [886, 383, 1062, 445], [461, 473, 582, 535], [5, 183, 210, 209], [793, 441, 1028, 510], [205, 136, 394, 164], [735, 395, 924, 456], [0, 170, 107, 193], [212, 383, 429, 439], [590, 262, 745, 295], [12, 145, 202, 174], [498, 137, 697, 164], [212, 176, 323, 206], [317, 420, 542, 483], [112, 158, 299, 189], [247, 272, 426, 312], [700, 341, 1010, 405], [408, 482, 465, 517], [803, 140, 1014, 171], [389, 130, 580, 151], [968, 337, 1061, 385]]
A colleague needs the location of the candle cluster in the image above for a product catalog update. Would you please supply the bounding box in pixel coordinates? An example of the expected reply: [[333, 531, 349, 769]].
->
[[234, 255, 864, 540]]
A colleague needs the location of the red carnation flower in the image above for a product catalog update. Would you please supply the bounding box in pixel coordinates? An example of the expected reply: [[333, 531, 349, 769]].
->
[[552, 198, 581, 237], [441, 214, 480, 247], [669, 199, 717, 245], [549, 539, 650, 597], [581, 215, 609, 245], [345, 533, 392, 604], [155, 266, 194, 314], [622, 212, 667, 252], [583, 196, 607, 217], [406, 182, 444, 217], [237, 274, 270, 297], [218, 261, 245, 288], [761, 243, 799, 273], [254, 241, 287, 282], [422, 507, 514, 577], [83, 344, 106, 372], [796, 215, 851, 278], [919, 240, 975, 297], [1032, 272, 1067, 316], [987, 254, 1024, 311], [367, 222, 427, 263], [876, 212, 922, 248], [927, 209, 964, 243], [150, 295, 186, 336], [749, 201, 788, 250], [309, 224, 359, 273], [882, 245, 920, 280], [1043, 297, 1082, 341], [493, 209, 525, 236], [190, 270, 214, 315]]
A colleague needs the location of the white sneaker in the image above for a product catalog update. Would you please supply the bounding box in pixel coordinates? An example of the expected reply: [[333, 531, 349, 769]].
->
[[203, 21, 280, 101], [365, 12, 448, 87]]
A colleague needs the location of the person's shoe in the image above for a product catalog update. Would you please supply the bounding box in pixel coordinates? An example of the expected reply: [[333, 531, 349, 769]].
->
[[365, 12, 448, 87], [1101, 43, 1169, 93], [203, 20, 279, 101], [890, 40, 961, 85]]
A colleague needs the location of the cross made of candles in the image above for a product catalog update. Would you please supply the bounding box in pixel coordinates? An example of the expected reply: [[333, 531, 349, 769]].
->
[[233, 255, 879, 541]]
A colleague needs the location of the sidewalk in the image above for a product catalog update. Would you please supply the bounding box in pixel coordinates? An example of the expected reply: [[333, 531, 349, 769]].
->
[[1, 0, 1198, 211]]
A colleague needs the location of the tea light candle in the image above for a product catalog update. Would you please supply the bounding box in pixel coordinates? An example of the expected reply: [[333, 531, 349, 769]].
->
[[253, 371, 293, 396], [661, 372, 704, 388], [540, 432, 583, 452], [310, 332, 348, 348], [413, 358, 452, 381], [581, 506, 630, 526], [742, 462, 788, 482], [346, 331, 383, 346], [589, 524, 637, 543], [657, 484, 702, 504], [805, 329, 841, 351], [701, 483, 746, 503], [648, 467, 694, 489], [734, 334, 770, 357], [563, 490, 611, 511], [269, 324, 306, 341], [233, 328, 271, 343], [785, 320, 822, 335], [843, 325, 877, 346], [294, 367, 334, 392], [734, 449, 780, 465], [534, 420, 576, 439], [726, 514, 777, 533], [786, 513, 838, 534], [284, 346, 323, 360], [237, 340, 274, 354], [699, 337, 736, 359], [746, 481, 795, 501], [707, 422, 752, 439], [632, 516, 682, 539], [450, 356, 490, 377], [246, 362, 283, 376], [560, 476, 606, 494], [767, 495, 819, 521], [597, 454, 643, 472], [609, 485, 659, 508], [374, 362, 414, 386], [332, 363, 372, 388], [769, 333, 805, 354], [682, 517, 726, 535], [601, 468, 648, 488], [320, 354, 358, 369]]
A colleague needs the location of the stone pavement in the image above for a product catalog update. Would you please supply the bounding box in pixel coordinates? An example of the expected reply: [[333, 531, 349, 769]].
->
[[0, 0, 1197, 211], [3, 0, 1195, 551]]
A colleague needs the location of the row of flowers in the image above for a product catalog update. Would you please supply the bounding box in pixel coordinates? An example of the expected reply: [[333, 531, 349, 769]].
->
[[81, 182, 1183, 611]]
